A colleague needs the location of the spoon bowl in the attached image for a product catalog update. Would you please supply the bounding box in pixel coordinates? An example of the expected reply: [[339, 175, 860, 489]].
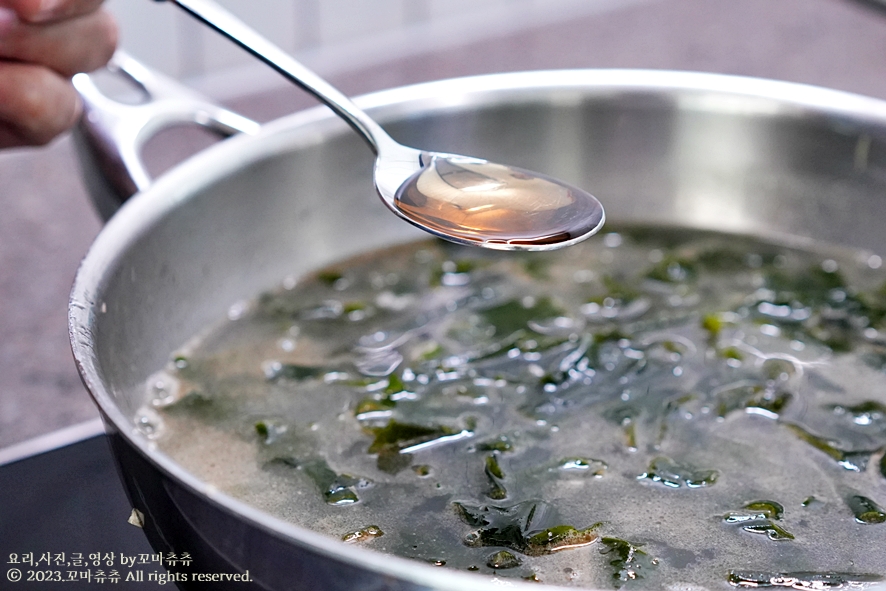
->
[[381, 148, 605, 250], [163, 0, 605, 250]]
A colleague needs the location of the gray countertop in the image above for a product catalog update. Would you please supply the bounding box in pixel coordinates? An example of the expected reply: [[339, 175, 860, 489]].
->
[[2, 0, 886, 448]]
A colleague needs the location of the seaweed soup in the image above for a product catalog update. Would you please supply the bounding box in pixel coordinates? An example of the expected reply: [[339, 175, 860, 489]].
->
[[142, 225, 886, 590]]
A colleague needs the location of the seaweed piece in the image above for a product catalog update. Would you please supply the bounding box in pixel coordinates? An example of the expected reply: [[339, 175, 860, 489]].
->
[[744, 500, 785, 520], [484, 453, 508, 500], [804, 313, 856, 353], [593, 327, 631, 346], [784, 423, 846, 463], [341, 525, 384, 543], [265, 455, 299, 469], [367, 420, 464, 474], [456, 501, 537, 551], [783, 423, 878, 471], [623, 420, 638, 452], [430, 258, 480, 287], [716, 384, 792, 419], [751, 263, 870, 352], [575, 328, 634, 374], [481, 297, 565, 339], [384, 373, 411, 396], [317, 269, 344, 285], [343, 301, 367, 313], [719, 346, 745, 362], [301, 459, 372, 505], [764, 265, 847, 307], [414, 340, 445, 362], [748, 391, 793, 416], [454, 500, 598, 557], [486, 550, 521, 569], [727, 571, 883, 589], [599, 537, 657, 588], [646, 255, 696, 283], [846, 495, 886, 524], [740, 522, 795, 541], [475, 434, 514, 453], [526, 525, 600, 554], [638, 456, 718, 488], [859, 283, 886, 335], [164, 389, 212, 410], [857, 280, 886, 330], [254, 419, 288, 445], [378, 449, 423, 475], [828, 400, 886, 426], [603, 406, 639, 452], [354, 396, 396, 419], [702, 313, 726, 339], [724, 500, 785, 522], [587, 275, 642, 306], [368, 421, 457, 453], [412, 464, 431, 477], [354, 374, 413, 419], [265, 363, 327, 382], [655, 393, 697, 447]]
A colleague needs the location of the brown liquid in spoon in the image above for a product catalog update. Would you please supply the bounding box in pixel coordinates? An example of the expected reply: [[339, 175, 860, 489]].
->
[[393, 156, 603, 248]]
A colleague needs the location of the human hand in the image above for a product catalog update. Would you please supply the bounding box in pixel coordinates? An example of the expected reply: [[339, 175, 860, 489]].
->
[[0, 0, 117, 148]]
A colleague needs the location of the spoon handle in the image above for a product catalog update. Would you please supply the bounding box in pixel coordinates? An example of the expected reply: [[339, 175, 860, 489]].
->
[[162, 0, 392, 154]]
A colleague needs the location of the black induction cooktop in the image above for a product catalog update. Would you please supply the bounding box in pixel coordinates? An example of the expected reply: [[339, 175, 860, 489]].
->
[[0, 425, 158, 589]]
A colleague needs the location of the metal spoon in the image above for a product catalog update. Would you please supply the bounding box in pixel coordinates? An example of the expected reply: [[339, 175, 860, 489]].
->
[[159, 0, 605, 251]]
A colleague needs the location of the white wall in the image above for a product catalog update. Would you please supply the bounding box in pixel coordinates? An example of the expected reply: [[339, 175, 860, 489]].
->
[[106, 0, 648, 98], [107, 0, 478, 79]]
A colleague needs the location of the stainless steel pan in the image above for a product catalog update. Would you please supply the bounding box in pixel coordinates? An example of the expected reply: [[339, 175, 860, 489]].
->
[[69, 53, 886, 590]]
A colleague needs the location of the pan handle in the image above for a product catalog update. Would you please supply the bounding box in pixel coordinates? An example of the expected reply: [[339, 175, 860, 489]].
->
[[72, 50, 261, 220]]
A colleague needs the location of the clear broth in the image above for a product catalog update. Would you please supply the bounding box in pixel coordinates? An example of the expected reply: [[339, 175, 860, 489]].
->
[[143, 226, 886, 589]]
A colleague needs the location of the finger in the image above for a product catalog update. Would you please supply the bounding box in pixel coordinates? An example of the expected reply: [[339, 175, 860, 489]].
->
[[0, 61, 80, 147], [0, 0, 105, 24], [0, 8, 117, 76]]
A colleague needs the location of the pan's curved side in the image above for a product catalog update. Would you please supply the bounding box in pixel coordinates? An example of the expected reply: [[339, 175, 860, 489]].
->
[[71, 69, 886, 591]]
